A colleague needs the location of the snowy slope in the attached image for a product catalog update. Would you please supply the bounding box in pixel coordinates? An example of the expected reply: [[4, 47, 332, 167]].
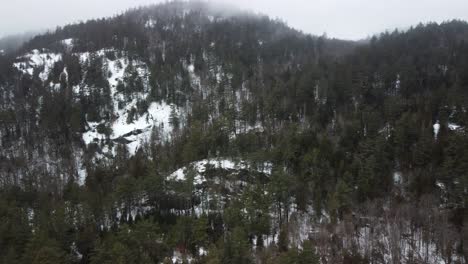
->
[[73, 49, 183, 155], [11, 47, 186, 184], [13, 49, 62, 81]]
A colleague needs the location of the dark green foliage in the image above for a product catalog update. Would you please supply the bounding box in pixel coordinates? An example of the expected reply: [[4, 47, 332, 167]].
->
[[91, 220, 168, 264], [22, 233, 70, 264], [0, 2, 467, 263], [276, 240, 320, 264]]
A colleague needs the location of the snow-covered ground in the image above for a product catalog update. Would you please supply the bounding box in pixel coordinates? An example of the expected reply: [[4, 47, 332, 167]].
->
[[82, 121, 107, 145], [13, 49, 62, 81], [77, 50, 183, 155], [61, 38, 74, 51], [433, 120, 463, 139], [448, 122, 462, 131], [12, 48, 186, 184], [168, 158, 272, 183], [433, 122, 441, 139], [145, 19, 157, 28]]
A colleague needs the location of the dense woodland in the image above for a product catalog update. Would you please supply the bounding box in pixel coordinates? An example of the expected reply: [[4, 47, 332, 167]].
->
[[0, 1, 466, 263]]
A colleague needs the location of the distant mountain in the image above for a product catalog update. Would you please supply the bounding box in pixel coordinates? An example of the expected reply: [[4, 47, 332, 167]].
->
[[0, 1, 465, 263]]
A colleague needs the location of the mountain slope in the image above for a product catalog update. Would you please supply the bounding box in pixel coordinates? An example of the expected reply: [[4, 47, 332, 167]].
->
[[2, 1, 350, 186], [0, 2, 466, 263]]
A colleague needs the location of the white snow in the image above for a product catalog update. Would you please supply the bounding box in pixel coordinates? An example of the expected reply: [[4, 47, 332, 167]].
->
[[77, 167, 87, 186], [171, 250, 193, 264], [168, 159, 272, 183], [107, 56, 128, 90], [107, 59, 173, 152], [74, 50, 183, 156], [111, 101, 176, 154], [112, 112, 149, 139], [433, 121, 463, 139], [13, 48, 181, 158], [71, 242, 83, 260], [82, 122, 106, 145], [233, 121, 264, 136], [77, 49, 111, 64], [436, 181, 445, 190], [73, 150, 87, 186], [187, 64, 195, 73], [433, 122, 440, 139], [395, 74, 401, 91], [145, 19, 157, 28], [27, 208, 34, 223], [198, 247, 207, 256], [78, 52, 90, 63], [186, 62, 202, 92], [13, 49, 62, 81], [62, 38, 73, 45], [61, 38, 74, 50], [393, 171, 403, 184], [448, 123, 461, 130]]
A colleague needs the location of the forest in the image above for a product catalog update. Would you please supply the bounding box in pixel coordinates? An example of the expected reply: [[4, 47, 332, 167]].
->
[[0, 1, 466, 263]]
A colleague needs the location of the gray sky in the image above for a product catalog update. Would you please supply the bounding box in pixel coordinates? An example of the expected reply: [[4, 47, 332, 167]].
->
[[1, 0, 468, 40]]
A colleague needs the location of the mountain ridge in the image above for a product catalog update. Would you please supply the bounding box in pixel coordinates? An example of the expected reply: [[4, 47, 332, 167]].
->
[[0, 1, 466, 263]]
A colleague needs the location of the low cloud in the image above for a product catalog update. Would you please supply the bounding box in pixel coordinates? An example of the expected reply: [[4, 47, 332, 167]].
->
[[1, 0, 468, 40]]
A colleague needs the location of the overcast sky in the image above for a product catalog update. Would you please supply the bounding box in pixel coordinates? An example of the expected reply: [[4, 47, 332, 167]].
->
[[1, 0, 468, 40]]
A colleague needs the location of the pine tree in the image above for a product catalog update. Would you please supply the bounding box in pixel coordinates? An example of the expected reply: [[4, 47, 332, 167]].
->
[[170, 105, 180, 131]]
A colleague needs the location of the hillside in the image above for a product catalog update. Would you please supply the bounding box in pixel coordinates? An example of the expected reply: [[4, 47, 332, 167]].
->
[[0, 1, 466, 263]]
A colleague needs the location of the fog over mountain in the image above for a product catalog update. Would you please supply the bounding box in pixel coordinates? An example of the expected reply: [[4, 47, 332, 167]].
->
[[2, 0, 468, 39], [0, 1, 467, 263]]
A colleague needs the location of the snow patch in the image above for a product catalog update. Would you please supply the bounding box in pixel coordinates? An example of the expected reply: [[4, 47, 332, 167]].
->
[[78, 50, 183, 156], [112, 101, 177, 154], [77, 167, 87, 186], [170, 250, 193, 264], [187, 64, 195, 73], [448, 122, 462, 131], [393, 171, 403, 184], [198, 247, 207, 256], [433, 122, 440, 139], [13, 49, 62, 81], [61, 38, 74, 50], [395, 74, 401, 91], [145, 19, 157, 28], [168, 159, 272, 183], [82, 121, 106, 145]]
